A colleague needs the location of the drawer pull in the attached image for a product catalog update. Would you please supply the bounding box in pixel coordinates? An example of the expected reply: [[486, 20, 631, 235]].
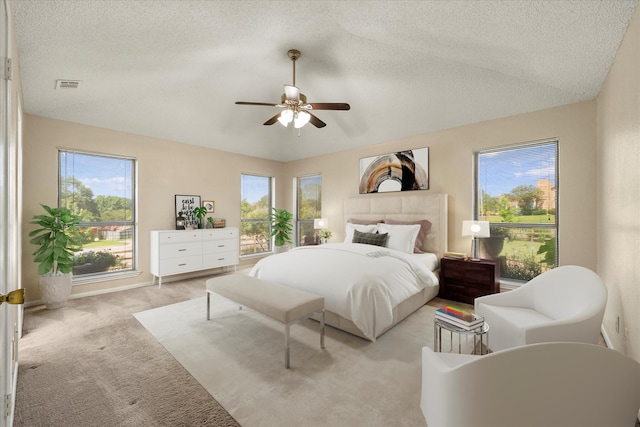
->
[[178, 248, 187, 252], [178, 263, 187, 266], [218, 258, 225, 261], [218, 244, 225, 248]]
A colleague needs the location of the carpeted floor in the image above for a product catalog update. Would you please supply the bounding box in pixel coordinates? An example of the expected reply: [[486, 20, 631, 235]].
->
[[134, 292, 475, 427], [14, 276, 240, 427]]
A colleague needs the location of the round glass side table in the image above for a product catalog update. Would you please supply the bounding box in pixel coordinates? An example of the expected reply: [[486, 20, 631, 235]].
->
[[433, 318, 490, 355]]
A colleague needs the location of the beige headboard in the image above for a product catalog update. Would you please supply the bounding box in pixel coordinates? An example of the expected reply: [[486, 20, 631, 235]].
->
[[343, 193, 448, 258]]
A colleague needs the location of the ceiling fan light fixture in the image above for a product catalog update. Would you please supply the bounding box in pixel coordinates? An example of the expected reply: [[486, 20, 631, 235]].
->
[[294, 111, 311, 128], [278, 109, 294, 126]]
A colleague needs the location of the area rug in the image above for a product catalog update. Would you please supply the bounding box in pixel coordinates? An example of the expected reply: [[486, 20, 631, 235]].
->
[[135, 295, 469, 427]]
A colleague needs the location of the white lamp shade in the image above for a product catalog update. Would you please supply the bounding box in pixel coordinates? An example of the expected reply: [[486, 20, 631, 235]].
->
[[462, 220, 490, 238], [294, 111, 311, 128], [314, 218, 328, 229], [278, 109, 293, 126]]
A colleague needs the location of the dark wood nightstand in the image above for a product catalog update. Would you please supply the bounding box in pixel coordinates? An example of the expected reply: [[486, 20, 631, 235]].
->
[[439, 257, 500, 304]]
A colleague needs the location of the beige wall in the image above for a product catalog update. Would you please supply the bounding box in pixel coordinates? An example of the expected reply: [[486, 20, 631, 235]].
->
[[597, 4, 640, 360], [287, 101, 598, 270], [22, 101, 600, 320], [21, 115, 286, 300]]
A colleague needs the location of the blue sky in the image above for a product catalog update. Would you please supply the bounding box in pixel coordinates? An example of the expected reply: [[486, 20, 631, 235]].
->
[[478, 144, 556, 197], [241, 174, 270, 203], [61, 152, 132, 198]]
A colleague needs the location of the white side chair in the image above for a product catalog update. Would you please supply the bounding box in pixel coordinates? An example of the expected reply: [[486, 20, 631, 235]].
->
[[420, 342, 640, 427], [474, 265, 607, 352]]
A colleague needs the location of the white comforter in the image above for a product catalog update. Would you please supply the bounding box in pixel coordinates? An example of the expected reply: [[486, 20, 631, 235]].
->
[[249, 243, 439, 341]]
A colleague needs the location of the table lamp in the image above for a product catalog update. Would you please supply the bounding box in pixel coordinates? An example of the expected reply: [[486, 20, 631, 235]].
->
[[462, 220, 490, 261]]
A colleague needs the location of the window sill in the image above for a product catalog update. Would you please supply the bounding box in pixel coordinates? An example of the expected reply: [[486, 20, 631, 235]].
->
[[72, 270, 142, 286]]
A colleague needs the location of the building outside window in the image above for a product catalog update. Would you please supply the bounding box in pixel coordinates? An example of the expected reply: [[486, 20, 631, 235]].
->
[[296, 174, 322, 246], [59, 150, 136, 278], [474, 139, 558, 283], [240, 174, 273, 255]]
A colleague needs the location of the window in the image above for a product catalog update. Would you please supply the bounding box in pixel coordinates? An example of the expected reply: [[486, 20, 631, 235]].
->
[[474, 139, 558, 283], [296, 174, 322, 246], [240, 174, 273, 255], [59, 150, 136, 278]]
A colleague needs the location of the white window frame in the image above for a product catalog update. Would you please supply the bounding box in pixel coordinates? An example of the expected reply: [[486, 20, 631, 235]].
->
[[473, 139, 559, 284], [58, 149, 138, 283], [240, 173, 274, 256]]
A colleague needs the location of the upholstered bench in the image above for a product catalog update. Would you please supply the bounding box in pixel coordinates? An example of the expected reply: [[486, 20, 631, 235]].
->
[[206, 274, 325, 368]]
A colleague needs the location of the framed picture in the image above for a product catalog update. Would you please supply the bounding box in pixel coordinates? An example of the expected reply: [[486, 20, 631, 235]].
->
[[358, 147, 429, 194], [175, 195, 201, 229], [203, 200, 215, 213]]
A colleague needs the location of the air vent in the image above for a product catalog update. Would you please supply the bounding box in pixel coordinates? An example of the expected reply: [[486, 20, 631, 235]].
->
[[55, 80, 80, 89]]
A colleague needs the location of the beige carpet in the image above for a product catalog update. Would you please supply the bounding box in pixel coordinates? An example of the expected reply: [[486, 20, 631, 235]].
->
[[135, 293, 473, 427], [15, 278, 240, 427]]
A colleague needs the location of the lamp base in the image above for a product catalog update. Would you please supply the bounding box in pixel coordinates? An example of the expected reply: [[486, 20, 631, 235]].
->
[[470, 238, 481, 261]]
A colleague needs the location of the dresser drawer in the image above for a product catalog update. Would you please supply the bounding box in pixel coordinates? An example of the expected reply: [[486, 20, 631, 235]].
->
[[203, 238, 238, 255], [203, 251, 239, 270], [158, 231, 202, 243], [159, 256, 203, 275], [203, 228, 238, 240], [444, 262, 493, 284], [159, 242, 202, 259]]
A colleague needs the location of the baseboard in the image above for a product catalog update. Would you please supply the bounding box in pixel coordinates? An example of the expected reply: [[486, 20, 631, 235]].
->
[[600, 324, 613, 348], [23, 266, 253, 308], [23, 280, 153, 308]]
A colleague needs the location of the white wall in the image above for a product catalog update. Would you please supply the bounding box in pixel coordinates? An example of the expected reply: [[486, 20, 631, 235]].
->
[[597, 4, 640, 359]]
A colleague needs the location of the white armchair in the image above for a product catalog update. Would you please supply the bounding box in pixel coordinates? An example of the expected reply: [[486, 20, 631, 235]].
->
[[420, 343, 640, 427], [474, 265, 607, 352]]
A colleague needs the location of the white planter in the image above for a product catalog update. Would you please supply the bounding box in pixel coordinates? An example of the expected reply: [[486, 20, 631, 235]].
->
[[39, 273, 72, 309], [273, 245, 290, 254]]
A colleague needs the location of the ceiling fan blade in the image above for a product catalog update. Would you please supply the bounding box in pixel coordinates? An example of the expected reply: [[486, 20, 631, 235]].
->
[[263, 114, 280, 125], [309, 103, 351, 110], [284, 85, 300, 102], [235, 101, 278, 107], [308, 112, 327, 128]]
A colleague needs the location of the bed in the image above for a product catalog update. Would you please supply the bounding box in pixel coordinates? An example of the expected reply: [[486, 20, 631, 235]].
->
[[249, 193, 448, 341]]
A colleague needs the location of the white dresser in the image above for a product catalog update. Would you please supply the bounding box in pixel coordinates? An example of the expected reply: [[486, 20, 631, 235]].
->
[[150, 228, 239, 287]]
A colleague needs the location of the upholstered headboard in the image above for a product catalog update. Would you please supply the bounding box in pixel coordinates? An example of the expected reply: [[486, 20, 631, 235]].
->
[[343, 193, 448, 258]]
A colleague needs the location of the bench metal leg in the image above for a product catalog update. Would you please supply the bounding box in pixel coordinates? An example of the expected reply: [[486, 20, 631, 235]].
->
[[284, 324, 290, 369], [320, 309, 325, 349]]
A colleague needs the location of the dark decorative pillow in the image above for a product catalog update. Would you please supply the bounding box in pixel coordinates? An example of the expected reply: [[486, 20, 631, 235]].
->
[[352, 229, 389, 247], [383, 219, 432, 253]]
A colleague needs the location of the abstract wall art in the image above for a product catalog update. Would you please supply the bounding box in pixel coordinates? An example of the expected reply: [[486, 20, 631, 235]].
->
[[359, 148, 429, 194]]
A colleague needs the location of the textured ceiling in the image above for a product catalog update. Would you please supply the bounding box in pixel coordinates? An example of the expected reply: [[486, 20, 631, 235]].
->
[[12, 0, 638, 162]]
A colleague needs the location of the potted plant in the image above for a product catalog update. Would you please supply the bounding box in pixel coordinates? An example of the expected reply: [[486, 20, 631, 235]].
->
[[29, 204, 82, 309], [269, 207, 293, 253], [193, 206, 208, 229], [318, 229, 332, 244]]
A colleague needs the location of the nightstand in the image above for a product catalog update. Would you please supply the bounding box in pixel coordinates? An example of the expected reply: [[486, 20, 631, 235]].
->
[[439, 257, 500, 304]]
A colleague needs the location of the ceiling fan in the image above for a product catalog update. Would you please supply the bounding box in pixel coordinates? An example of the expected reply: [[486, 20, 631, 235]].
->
[[235, 49, 350, 129]]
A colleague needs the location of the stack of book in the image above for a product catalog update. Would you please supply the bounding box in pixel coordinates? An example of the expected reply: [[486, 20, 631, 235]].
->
[[443, 251, 467, 260], [435, 306, 485, 331]]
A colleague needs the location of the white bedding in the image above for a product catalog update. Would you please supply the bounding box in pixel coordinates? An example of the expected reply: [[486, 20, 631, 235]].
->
[[249, 243, 439, 341]]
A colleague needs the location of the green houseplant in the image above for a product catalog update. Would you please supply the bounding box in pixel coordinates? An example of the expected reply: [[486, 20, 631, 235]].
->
[[29, 204, 82, 309], [269, 207, 293, 252], [193, 206, 208, 229]]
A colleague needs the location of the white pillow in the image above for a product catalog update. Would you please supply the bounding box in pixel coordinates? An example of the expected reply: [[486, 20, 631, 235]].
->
[[344, 223, 377, 243], [376, 223, 421, 253]]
